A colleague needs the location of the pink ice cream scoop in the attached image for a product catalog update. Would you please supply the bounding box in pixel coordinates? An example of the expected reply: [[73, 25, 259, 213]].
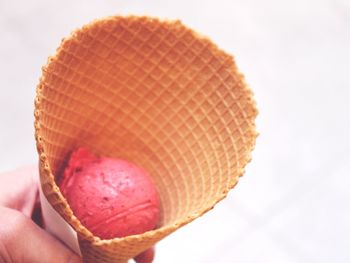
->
[[59, 148, 160, 262]]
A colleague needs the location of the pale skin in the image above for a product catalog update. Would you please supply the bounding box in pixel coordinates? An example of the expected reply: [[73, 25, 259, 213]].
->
[[0, 166, 154, 263]]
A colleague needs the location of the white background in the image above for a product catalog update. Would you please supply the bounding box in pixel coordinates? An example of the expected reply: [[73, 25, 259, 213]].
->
[[1, 0, 349, 262]]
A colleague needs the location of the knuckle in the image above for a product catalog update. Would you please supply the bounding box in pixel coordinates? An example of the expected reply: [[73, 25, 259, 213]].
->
[[8, 211, 29, 234], [0, 239, 12, 263], [0, 208, 24, 263], [0, 207, 29, 251]]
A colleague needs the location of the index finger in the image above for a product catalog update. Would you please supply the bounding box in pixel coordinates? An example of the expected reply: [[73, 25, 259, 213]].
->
[[0, 165, 39, 216]]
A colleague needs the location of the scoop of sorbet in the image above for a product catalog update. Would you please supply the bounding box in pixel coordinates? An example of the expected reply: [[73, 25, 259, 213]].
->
[[59, 148, 160, 240]]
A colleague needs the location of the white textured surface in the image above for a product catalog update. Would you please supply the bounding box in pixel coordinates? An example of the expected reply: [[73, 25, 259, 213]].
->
[[0, 0, 349, 262]]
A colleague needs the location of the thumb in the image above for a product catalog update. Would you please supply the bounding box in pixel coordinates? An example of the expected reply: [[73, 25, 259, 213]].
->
[[134, 247, 155, 263], [0, 207, 81, 263]]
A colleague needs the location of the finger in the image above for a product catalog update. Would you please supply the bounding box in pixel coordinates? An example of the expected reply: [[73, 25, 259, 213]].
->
[[0, 165, 39, 216], [134, 247, 155, 263], [0, 207, 81, 263]]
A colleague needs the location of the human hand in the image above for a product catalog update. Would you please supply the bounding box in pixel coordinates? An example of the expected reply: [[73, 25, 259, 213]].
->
[[134, 246, 155, 263], [0, 166, 82, 263]]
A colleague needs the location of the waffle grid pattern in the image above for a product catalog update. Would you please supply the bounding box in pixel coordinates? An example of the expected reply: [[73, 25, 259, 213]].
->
[[35, 16, 257, 262]]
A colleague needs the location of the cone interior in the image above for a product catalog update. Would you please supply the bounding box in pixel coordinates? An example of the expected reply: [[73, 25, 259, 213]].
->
[[35, 16, 257, 262]]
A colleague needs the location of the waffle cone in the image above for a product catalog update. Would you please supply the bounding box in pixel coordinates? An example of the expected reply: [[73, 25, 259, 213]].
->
[[34, 16, 258, 262]]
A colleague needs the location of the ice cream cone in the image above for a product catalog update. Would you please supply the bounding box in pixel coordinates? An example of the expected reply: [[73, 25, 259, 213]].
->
[[34, 16, 258, 262]]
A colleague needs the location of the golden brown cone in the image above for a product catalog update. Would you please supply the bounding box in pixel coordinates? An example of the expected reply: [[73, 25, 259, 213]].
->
[[34, 16, 258, 263]]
